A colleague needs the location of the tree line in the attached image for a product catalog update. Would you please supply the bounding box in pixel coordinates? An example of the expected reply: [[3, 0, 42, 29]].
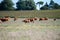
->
[[0, 0, 60, 11], [40, 0, 60, 10]]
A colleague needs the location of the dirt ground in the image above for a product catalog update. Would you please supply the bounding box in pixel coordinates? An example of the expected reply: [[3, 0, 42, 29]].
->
[[0, 18, 60, 40]]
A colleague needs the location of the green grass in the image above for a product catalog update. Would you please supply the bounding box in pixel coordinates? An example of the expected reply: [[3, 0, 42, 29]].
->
[[0, 9, 60, 18]]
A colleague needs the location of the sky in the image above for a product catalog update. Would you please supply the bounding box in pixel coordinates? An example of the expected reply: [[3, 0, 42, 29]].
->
[[0, 0, 60, 10]]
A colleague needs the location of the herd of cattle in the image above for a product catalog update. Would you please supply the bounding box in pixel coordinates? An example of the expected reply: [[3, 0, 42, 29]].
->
[[22, 17, 48, 23], [0, 16, 56, 23]]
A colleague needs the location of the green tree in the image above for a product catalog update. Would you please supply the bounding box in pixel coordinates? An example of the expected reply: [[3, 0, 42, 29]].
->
[[16, 0, 36, 10], [40, 2, 49, 10], [28, 0, 36, 10], [36, 1, 44, 10], [0, 0, 14, 10], [53, 3, 60, 9], [49, 0, 55, 5], [16, 0, 26, 10], [49, 0, 60, 9], [40, 0, 60, 10], [44, 2, 49, 7], [49, 0, 55, 9], [40, 6, 49, 10]]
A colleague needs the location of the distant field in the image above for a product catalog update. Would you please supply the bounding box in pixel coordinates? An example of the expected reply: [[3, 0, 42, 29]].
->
[[0, 9, 60, 18]]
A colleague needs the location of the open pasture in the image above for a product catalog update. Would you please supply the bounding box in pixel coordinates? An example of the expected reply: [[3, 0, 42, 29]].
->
[[0, 18, 60, 40], [0, 9, 60, 40]]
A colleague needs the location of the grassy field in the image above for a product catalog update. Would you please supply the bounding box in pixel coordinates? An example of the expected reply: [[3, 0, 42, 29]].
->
[[0, 10, 60, 40], [0, 9, 60, 18], [0, 18, 60, 40]]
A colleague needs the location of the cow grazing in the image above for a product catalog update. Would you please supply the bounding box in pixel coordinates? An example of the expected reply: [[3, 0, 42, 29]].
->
[[39, 18, 45, 21], [22, 18, 35, 23], [29, 18, 34, 23], [44, 17, 48, 20], [33, 17, 38, 20], [22, 19, 30, 23], [0, 16, 10, 22], [0, 18, 8, 22], [39, 17, 48, 21]]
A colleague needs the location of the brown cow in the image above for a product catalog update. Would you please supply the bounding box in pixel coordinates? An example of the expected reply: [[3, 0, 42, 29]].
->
[[33, 17, 38, 20], [39, 17, 48, 21], [0, 18, 8, 22], [23, 18, 35, 23], [39, 18, 45, 21], [44, 17, 48, 20], [29, 18, 34, 23], [22, 19, 30, 23]]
